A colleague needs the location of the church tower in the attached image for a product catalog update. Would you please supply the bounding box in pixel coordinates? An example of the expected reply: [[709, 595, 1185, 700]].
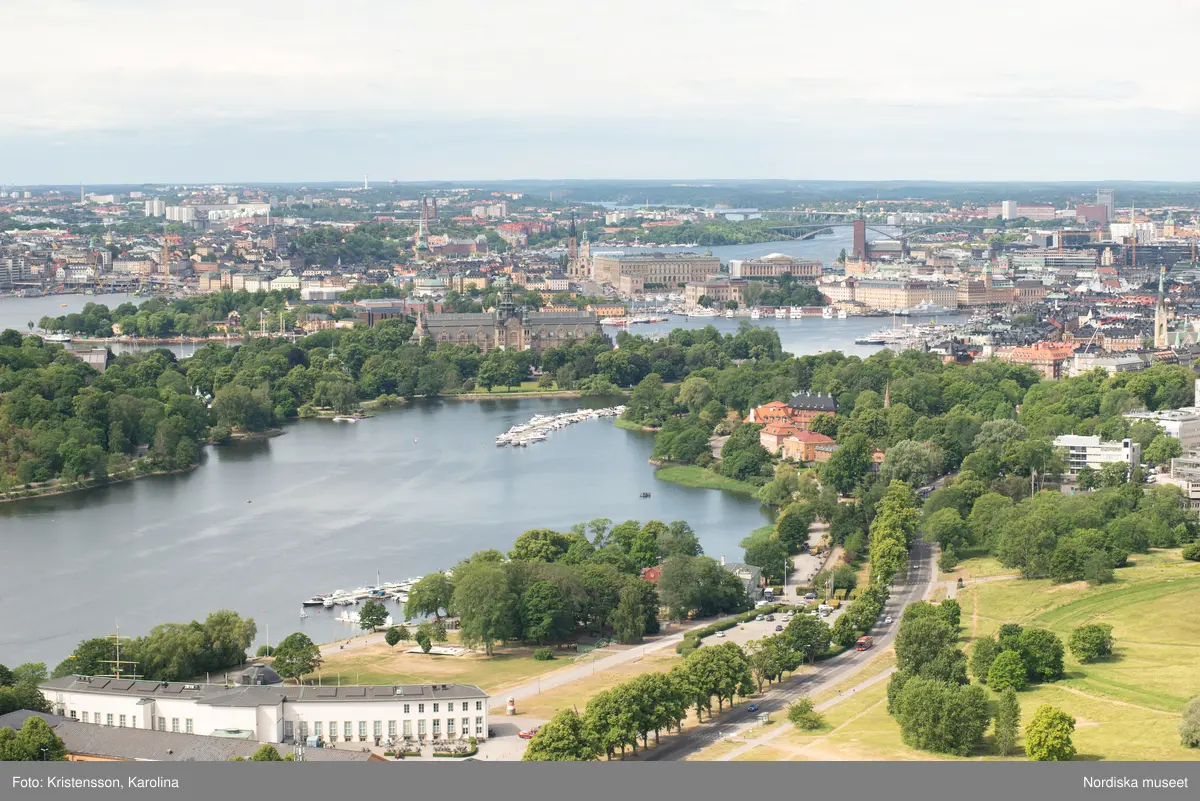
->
[[579, 229, 591, 279], [567, 212, 579, 277], [1154, 264, 1169, 348]]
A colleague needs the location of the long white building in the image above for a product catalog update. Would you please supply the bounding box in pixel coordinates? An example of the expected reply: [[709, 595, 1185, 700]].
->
[[41, 669, 489, 748], [1052, 435, 1140, 476]]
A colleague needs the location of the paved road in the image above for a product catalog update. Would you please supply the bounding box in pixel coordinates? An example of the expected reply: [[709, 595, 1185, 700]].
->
[[642, 539, 936, 761]]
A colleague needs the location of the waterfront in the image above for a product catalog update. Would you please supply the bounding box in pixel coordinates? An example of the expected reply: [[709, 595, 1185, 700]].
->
[[0, 398, 774, 666]]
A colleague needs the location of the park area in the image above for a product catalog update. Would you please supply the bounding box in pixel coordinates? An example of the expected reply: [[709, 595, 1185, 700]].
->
[[699, 548, 1200, 762]]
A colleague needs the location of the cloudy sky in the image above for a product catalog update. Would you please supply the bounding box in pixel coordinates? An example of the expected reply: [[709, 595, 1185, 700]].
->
[[4, 0, 1199, 183]]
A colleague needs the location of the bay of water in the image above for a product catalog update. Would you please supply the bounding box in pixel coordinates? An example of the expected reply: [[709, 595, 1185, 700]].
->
[[0, 236, 937, 666]]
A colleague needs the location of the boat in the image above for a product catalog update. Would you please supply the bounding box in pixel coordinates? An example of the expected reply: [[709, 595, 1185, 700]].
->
[[821, 307, 834, 319], [331, 416, 357, 423], [336, 610, 357, 623], [43, 333, 72, 343], [725, 309, 734, 318], [302, 595, 329, 607], [789, 307, 804, 319], [640, 491, 651, 498], [837, 308, 848, 319], [299, 611, 309, 619], [322, 597, 335, 608], [750, 308, 761, 320], [774, 308, 787, 319]]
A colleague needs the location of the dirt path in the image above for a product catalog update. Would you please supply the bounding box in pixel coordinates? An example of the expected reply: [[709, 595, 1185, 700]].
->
[[1054, 684, 1180, 717]]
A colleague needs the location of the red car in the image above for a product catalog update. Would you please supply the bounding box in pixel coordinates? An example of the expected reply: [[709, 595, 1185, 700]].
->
[[519, 727, 540, 739]]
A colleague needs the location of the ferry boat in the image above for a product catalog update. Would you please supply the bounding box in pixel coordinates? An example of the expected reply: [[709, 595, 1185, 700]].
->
[[43, 333, 72, 343], [774, 308, 787, 319], [789, 307, 804, 319], [687, 308, 718, 318], [750, 308, 761, 320]]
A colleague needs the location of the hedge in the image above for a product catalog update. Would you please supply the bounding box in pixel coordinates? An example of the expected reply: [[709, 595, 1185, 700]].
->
[[675, 604, 796, 654]]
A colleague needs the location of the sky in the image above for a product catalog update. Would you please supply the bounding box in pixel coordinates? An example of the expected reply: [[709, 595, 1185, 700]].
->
[[4, 0, 1200, 184]]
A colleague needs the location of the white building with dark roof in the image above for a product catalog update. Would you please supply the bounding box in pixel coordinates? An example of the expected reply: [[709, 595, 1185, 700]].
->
[[40, 675, 488, 748]]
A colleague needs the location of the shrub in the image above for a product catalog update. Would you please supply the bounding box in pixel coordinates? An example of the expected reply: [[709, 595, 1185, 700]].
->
[[1181, 697, 1200, 748], [970, 636, 998, 684], [787, 697, 826, 730], [1183, 542, 1200, 562], [987, 650, 1028, 692], [1018, 628, 1065, 682], [1068, 623, 1114, 663], [255, 645, 274, 657], [533, 647, 555, 662]]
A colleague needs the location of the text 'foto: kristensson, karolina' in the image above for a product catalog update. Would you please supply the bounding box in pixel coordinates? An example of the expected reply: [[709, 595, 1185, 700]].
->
[[12, 776, 180, 790], [1084, 776, 1189, 790]]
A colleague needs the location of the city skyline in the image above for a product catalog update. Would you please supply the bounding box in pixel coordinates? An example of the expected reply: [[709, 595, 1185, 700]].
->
[[6, 0, 1200, 183]]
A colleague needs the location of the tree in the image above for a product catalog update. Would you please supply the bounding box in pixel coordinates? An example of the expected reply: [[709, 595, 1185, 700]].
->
[[822, 433, 873, 495], [1076, 464, 1096, 490], [0, 716, 66, 761], [987, 650, 1028, 692], [523, 709, 600, 761], [787, 696, 826, 730], [0, 664, 12, 687], [521, 581, 571, 644], [1082, 550, 1115, 585], [830, 614, 859, 648], [1145, 433, 1183, 467], [895, 617, 956, 674], [449, 564, 516, 656], [405, 573, 454, 620], [248, 743, 291, 761], [785, 615, 832, 663], [1068, 623, 1114, 663], [269, 633, 322, 683], [1181, 696, 1200, 748], [894, 677, 991, 756], [970, 636, 999, 684], [12, 663, 47, 686], [740, 530, 789, 584], [385, 627, 403, 647], [1018, 628, 1064, 682], [994, 687, 1021, 757], [610, 584, 647, 644], [937, 598, 961, 630], [1025, 705, 1076, 761], [358, 599, 387, 631], [416, 630, 432, 653]]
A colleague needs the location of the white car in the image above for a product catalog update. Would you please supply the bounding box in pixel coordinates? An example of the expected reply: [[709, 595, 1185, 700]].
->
[[716, 631, 726, 638], [884, 616, 893, 624]]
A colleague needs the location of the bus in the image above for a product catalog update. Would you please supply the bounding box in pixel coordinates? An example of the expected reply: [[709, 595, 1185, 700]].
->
[[855, 636, 874, 651]]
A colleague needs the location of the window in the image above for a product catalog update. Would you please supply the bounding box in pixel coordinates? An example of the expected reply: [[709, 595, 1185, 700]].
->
[[158, 717, 165, 732], [81, 712, 88, 723], [476, 716, 483, 735], [95, 711, 100, 724], [462, 718, 470, 736], [418, 703, 424, 713], [433, 703, 439, 713], [344, 721, 352, 741], [298, 722, 308, 740], [417, 720, 426, 736], [172, 718, 179, 733], [185, 719, 193, 734], [432, 719, 441, 736], [447, 702, 454, 713], [69, 710, 76, 720], [359, 721, 367, 741], [403, 704, 410, 714], [476, 701, 483, 711], [447, 718, 455, 735], [329, 722, 337, 742], [314, 722, 322, 738], [132, 716, 136, 729], [373, 721, 381, 739], [106, 714, 113, 727], [403, 720, 412, 737], [388, 721, 396, 738]]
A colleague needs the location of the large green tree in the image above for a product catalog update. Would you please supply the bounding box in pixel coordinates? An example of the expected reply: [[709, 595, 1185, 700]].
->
[[270, 632, 322, 683]]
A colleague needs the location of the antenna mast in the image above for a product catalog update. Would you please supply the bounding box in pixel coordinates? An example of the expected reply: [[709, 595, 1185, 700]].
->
[[98, 622, 142, 679]]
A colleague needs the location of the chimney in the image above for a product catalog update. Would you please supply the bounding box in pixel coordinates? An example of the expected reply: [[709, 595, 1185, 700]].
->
[[721, 554, 726, 566]]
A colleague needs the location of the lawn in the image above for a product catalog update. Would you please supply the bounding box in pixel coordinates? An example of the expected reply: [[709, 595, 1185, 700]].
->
[[503, 652, 683, 720], [310, 642, 569, 694], [654, 465, 759, 495], [613, 417, 657, 432], [949, 552, 1017, 579]]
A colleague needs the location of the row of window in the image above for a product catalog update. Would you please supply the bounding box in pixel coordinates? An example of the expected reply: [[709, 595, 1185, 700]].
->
[[398, 701, 482, 714], [305, 717, 485, 741], [74, 711, 192, 734]]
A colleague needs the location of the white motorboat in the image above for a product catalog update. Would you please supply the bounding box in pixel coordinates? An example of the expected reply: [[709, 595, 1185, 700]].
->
[[822, 307, 834, 319], [774, 308, 787, 319], [837, 308, 848, 319], [789, 307, 804, 319], [750, 308, 761, 320], [725, 309, 734, 318]]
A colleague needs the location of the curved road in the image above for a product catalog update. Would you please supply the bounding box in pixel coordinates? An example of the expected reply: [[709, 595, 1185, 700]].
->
[[643, 539, 936, 761]]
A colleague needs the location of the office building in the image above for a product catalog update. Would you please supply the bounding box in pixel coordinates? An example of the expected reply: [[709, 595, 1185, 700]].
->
[[592, 252, 719, 295], [728, 254, 821, 281], [1052, 435, 1140, 476], [1097, 189, 1115, 218]]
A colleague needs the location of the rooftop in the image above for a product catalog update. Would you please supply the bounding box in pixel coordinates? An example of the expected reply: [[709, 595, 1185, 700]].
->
[[51, 721, 372, 762]]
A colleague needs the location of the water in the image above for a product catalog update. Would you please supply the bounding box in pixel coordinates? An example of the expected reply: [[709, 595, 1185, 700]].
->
[[0, 398, 775, 665], [0, 293, 142, 333]]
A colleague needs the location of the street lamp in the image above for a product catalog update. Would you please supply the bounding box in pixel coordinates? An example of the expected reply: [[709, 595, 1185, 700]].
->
[[40, 747, 48, 761]]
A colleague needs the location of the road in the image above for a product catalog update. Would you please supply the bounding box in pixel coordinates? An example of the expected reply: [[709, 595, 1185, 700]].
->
[[643, 539, 936, 761]]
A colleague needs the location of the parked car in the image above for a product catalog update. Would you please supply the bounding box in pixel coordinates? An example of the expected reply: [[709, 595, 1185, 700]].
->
[[716, 630, 726, 638], [765, 614, 775, 621], [884, 616, 893, 624], [518, 728, 540, 739], [775, 625, 784, 632], [755, 615, 764, 621], [747, 704, 759, 713]]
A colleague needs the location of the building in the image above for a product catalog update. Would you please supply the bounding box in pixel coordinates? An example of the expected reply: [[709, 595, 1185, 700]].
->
[[719, 558, 764, 600], [745, 392, 838, 431], [592, 252, 719, 295], [40, 674, 489, 747], [1097, 189, 1115, 219], [1165, 455, 1200, 510], [165, 206, 196, 223], [1052, 435, 1140, 476], [683, 278, 746, 308], [994, 342, 1075, 379], [143, 199, 165, 218], [1125, 408, 1200, 452], [728, 254, 822, 281], [1075, 204, 1109, 224], [779, 430, 838, 463], [414, 285, 603, 354], [824, 278, 957, 312]]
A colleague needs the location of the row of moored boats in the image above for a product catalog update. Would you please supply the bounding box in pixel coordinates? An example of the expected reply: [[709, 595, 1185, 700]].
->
[[302, 578, 423, 608], [496, 406, 626, 447]]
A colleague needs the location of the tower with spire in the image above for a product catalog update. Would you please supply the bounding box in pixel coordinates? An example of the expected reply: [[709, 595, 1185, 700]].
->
[[1154, 264, 1169, 348], [566, 212, 579, 277]]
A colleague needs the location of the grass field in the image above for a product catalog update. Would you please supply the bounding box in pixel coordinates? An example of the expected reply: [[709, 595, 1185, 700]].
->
[[613, 417, 657, 432], [654, 465, 760, 495], [716, 549, 1200, 762], [505, 652, 683, 720], [309, 642, 569, 694]]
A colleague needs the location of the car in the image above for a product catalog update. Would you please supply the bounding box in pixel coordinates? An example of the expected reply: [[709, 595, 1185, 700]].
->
[[518, 727, 540, 739], [716, 630, 726, 638], [755, 614, 764, 621], [884, 616, 893, 624], [765, 614, 775, 621], [747, 704, 759, 713], [775, 625, 784, 632]]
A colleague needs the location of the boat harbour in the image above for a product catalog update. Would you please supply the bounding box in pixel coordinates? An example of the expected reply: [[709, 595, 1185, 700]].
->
[[496, 406, 626, 447]]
